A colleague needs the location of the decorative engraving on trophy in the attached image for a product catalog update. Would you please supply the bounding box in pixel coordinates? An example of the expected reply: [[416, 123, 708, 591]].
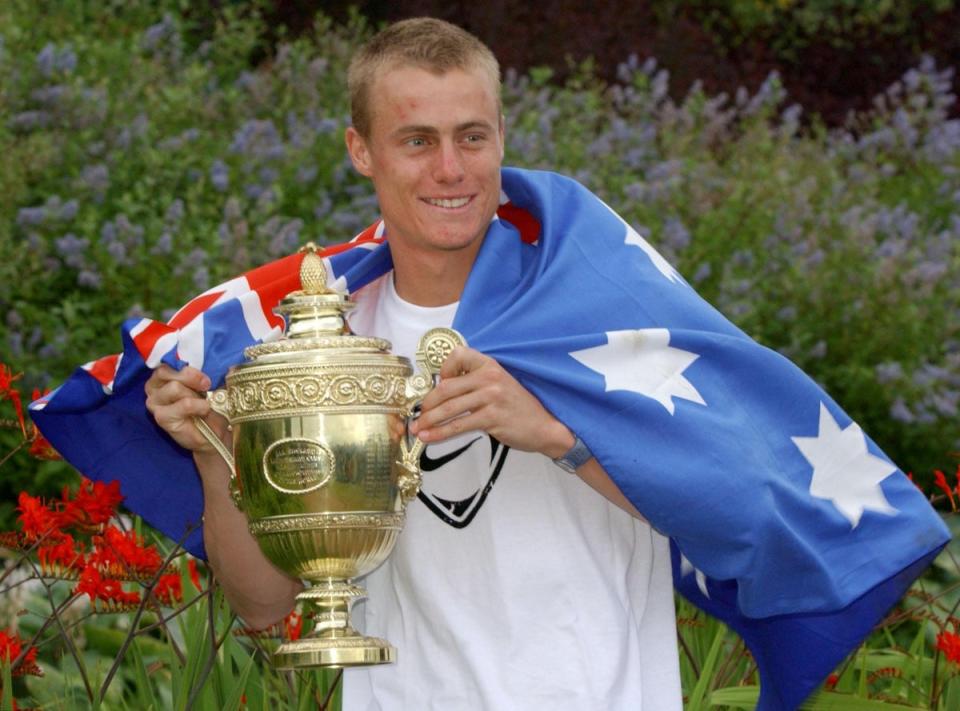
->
[[249, 512, 405, 535], [262, 438, 335, 495], [418, 328, 463, 371], [226, 368, 410, 419]]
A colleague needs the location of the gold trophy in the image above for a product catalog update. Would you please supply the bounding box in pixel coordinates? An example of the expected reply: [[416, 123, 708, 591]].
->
[[194, 244, 464, 669]]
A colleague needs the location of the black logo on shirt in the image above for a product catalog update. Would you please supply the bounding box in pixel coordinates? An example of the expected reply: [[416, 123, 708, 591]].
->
[[417, 436, 510, 528]]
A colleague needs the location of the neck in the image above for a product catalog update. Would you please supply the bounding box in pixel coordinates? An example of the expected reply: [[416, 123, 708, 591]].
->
[[390, 241, 481, 306]]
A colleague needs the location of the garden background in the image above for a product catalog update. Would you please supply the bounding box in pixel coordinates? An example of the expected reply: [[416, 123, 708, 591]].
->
[[1, 0, 959, 708]]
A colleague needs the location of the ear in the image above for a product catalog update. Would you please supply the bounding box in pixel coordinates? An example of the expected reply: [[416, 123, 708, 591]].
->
[[498, 114, 506, 160], [345, 126, 374, 178]]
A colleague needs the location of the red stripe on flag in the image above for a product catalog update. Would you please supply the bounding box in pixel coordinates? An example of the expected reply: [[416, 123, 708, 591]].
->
[[132, 321, 176, 361], [86, 354, 119, 385], [168, 292, 223, 330], [349, 222, 385, 245], [496, 203, 541, 244], [244, 253, 302, 331]]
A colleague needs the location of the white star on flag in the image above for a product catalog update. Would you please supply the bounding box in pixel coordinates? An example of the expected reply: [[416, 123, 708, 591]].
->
[[792, 402, 898, 528], [569, 329, 705, 414], [597, 197, 684, 283], [624, 224, 685, 284], [680, 554, 710, 598]]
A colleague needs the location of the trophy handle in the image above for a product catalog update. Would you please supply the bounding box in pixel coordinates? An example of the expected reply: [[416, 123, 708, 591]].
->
[[396, 328, 467, 505], [192, 388, 243, 508]]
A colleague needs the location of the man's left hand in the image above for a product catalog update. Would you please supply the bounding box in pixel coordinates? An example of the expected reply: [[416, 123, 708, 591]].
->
[[410, 346, 574, 459]]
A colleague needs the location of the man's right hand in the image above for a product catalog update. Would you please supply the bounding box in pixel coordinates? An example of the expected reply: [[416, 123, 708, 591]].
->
[[144, 365, 229, 453]]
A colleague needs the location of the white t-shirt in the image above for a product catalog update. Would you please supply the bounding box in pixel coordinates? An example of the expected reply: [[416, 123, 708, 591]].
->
[[343, 274, 682, 711]]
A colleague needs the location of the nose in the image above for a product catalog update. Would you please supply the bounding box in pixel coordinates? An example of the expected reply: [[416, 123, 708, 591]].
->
[[433, 139, 465, 183]]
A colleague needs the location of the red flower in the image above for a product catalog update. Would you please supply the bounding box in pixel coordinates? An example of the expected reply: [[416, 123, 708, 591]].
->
[[188, 558, 202, 591], [15, 492, 62, 542], [283, 611, 303, 641], [37, 533, 86, 578], [89, 525, 163, 580], [0, 363, 20, 392], [28, 427, 59, 461], [934, 470, 956, 511], [58, 479, 122, 530], [937, 631, 960, 665], [75, 564, 141, 610], [154, 572, 183, 606], [0, 630, 42, 677]]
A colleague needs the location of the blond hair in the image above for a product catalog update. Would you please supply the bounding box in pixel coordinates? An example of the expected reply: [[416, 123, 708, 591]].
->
[[348, 17, 501, 137]]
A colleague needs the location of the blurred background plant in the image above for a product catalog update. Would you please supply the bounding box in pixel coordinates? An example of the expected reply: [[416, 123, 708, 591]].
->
[[2, 0, 957, 513], [2, 0, 959, 707]]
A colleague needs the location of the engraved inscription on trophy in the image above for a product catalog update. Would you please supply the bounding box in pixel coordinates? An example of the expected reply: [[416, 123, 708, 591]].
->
[[263, 438, 335, 494]]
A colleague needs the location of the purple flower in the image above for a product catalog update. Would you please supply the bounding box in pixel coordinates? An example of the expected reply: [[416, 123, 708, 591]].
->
[[875, 362, 903, 384], [56, 46, 77, 74], [77, 269, 102, 289], [808, 341, 827, 359], [80, 163, 110, 197], [890, 398, 914, 423], [165, 199, 185, 224], [151, 232, 174, 255], [297, 164, 318, 184], [31, 85, 70, 106], [9, 110, 53, 132], [36, 44, 56, 77], [55, 233, 89, 268], [210, 160, 229, 192], [661, 218, 691, 253], [17, 206, 47, 227], [691, 262, 711, 283], [776, 305, 797, 322], [193, 266, 210, 291]]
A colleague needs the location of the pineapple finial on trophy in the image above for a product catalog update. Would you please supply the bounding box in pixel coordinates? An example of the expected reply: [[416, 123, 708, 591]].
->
[[298, 242, 329, 295]]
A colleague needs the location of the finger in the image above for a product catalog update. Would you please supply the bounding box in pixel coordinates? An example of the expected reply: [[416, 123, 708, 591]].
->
[[145, 365, 211, 396], [438, 346, 487, 380], [419, 371, 481, 410], [147, 378, 205, 409], [152, 393, 212, 425], [416, 409, 486, 443], [415, 389, 486, 432]]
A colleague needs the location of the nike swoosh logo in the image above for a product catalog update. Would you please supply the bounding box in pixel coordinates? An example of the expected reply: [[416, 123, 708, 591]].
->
[[419, 436, 482, 471]]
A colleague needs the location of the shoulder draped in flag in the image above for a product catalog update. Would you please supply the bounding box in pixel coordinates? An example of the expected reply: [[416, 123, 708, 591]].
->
[[30, 167, 950, 710]]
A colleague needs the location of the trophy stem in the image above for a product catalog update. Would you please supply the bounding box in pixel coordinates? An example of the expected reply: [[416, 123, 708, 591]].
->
[[273, 579, 396, 669]]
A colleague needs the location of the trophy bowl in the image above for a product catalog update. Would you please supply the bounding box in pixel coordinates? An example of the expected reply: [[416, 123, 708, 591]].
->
[[195, 245, 464, 669]]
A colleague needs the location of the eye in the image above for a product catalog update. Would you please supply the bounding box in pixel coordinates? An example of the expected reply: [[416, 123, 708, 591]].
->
[[406, 136, 427, 147]]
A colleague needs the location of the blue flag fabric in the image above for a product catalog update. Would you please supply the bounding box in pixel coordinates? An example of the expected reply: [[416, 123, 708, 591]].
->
[[31, 167, 949, 709]]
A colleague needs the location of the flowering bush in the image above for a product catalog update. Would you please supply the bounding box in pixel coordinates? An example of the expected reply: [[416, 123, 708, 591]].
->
[[2, 1, 957, 514], [1, 362, 337, 709], [1, 0, 959, 708]]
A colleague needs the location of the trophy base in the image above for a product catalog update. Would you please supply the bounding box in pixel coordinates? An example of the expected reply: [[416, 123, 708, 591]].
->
[[274, 635, 396, 669]]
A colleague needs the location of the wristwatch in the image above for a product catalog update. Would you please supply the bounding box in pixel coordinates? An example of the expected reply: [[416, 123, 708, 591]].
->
[[552, 434, 593, 473]]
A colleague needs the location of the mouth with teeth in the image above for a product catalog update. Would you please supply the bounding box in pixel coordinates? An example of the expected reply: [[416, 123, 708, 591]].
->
[[424, 196, 472, 209]]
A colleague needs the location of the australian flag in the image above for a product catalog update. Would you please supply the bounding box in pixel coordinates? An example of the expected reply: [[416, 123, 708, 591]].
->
[[30, 167, 950, 709]]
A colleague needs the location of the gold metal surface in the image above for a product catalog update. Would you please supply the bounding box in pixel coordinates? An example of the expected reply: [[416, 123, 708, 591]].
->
[[193, 245, 465, 669]]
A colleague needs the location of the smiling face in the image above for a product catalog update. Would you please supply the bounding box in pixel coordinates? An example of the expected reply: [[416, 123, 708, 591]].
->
[[345, 63, 505, 287]]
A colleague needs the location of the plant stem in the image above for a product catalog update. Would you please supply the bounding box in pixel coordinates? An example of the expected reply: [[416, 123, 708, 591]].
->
[[319, 669, 343, 711], [184, 579, 237, 710], [98, 523, 198, 699]]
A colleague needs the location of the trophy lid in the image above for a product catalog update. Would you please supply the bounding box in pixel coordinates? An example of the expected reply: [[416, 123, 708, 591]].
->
[[241, 243, 392, 362]]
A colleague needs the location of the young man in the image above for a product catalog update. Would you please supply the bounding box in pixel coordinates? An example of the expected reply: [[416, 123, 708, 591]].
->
[[144, 17, 683, 711]]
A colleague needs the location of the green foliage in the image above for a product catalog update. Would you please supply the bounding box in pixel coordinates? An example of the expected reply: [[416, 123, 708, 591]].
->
[[1, 1, 959, 705], [651, 0, 957, 59]]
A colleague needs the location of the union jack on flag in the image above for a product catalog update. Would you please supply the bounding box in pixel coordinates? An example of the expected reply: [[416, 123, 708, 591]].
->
[[31, 168, 950, 710]]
